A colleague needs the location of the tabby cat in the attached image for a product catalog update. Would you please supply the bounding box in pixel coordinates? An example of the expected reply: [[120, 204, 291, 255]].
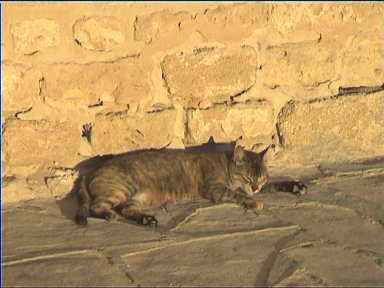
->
[[75, 139, 269, 226]]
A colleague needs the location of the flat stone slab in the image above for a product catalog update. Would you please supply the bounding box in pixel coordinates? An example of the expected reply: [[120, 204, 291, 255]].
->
[[2, 166, 384, 286], [3, 252, 131, 287]]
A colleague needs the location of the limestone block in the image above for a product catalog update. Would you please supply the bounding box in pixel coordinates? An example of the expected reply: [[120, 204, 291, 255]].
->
[[3, 119, 81, 175], [41, 58, 152, 113], [134, 10, 190, 44], [92, 110, 177, 155], [2, 63, 43, 113], [339, 31, 384, 86], [259, 41, 340, 100], [11, 19, 60, 55], [188, 102, 274, 147], [304, 3, 383, 28], [196, 3, 270, 42], [73, 16, 125, 51], [161, 46, 257, 109], [277, 92, 384, 162]]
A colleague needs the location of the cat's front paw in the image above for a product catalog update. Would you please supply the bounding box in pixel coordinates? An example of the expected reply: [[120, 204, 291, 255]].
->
[[292, 181, 307, 195], [137, 214, 158, 227], [272, 180, 307, 196]]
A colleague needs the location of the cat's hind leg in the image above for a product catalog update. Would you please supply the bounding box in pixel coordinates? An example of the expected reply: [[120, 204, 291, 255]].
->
[[117, 201, 158, 227], [89, 198, 120, 222], [87, 179, 131, 223], [75, 176, 92, 226]]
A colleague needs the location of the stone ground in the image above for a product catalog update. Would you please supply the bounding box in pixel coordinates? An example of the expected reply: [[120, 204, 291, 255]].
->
[[2, 159, 384, 286]]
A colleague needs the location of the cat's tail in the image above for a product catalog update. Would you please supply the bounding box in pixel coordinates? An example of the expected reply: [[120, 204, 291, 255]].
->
[[75, 176, 91, 226]]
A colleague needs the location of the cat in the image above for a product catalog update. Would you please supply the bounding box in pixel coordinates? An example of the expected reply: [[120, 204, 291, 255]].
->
[[75, 138, 269, 226]]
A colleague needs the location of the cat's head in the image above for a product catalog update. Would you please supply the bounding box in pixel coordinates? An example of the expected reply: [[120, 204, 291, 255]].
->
[[229, 145, 269, 195]]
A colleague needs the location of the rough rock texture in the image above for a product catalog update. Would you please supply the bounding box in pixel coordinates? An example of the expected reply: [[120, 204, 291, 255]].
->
[[134, 10, 191, 44], [277, 92, 384, 164], [73, 16, 125, 51], [260, 40, 340, 99], [161, 46, 258, 109], [3, 119, 82, 175], [39, 57, 150, 111], [92, 109, 177, 155], [2, 63, 43, 115], [11, 18, 60, 55]]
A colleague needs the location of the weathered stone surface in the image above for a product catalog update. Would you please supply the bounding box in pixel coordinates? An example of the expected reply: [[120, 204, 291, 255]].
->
[[3, 119, 82, 175], [169, 203, 286, 235], [11, 19, 60, 55], [134, 10, 190, 44], [73, 16, 125, 51], [196, 3, 270, 42], [267, 3, 383, 35], [276, 92, 384, 163], [282, 245, 384, 285], [303, 3, 383, 29], [2, 202, 162, 261], [40, 58, 152, 113], [339, 30, 384, 86], [259, 41, 340, 100], [92, 110, 177, 155], [270, 202, 384, 255], [2, 200, 160, 286], [187, 101, 274, 147], [2, 63, 43, 113], [161, 46, 257, 108], [3, 254, 131, 287], [272, 266, 328, 286], [123, 228, 297, 286]]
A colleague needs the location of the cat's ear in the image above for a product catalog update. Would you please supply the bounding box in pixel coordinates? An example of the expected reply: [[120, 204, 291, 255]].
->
[[233, 145, 246, 163], [259, 145, 271, 159], [207, 136, 215, 145], [235, 135, 243, 143]]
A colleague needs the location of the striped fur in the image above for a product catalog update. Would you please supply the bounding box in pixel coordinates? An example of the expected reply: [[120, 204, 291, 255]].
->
[[75, 144, 269, 226]]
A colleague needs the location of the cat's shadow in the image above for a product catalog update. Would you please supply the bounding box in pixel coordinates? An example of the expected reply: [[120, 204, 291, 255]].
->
[[56, 138, 238, 224]]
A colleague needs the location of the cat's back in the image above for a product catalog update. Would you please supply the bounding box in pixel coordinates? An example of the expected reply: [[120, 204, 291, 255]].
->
[[88, 148, 229, 183], [104, 148, 226, 166]]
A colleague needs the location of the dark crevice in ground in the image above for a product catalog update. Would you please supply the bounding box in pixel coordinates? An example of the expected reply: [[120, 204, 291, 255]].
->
[[96, 248, 137, 285], [266, 254, 300, 285], [254, 228, 303, 286]]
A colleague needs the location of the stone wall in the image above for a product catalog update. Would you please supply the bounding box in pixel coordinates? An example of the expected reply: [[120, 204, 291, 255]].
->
[[2, 2, 384, 202]]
